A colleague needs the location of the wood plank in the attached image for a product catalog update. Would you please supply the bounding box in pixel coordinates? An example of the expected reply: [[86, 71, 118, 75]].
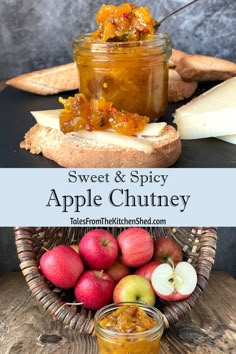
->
[[0, 272, 235, 353], [161, 272, 236, 354], [0, 272, 97, 354]]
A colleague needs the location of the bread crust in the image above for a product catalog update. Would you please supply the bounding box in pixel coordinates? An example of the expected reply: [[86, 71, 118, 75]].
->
[[168, 69, 198, 102], [20, 124, 181, 168], [175, 54, 236, 81], [169, 49, 187, 68], [6, 63, 78, 95]]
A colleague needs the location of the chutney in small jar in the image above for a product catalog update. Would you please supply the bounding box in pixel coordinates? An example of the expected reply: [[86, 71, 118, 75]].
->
[[73, 33, 171, 121], [94, 302, 164, 354]]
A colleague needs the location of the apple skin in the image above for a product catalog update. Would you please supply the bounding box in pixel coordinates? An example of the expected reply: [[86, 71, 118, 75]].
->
[[135, 260, 161, 281], [74, 270, 115, 310], [79, 229, 118, 270], [151, 262, 197, 301], [40, 245, 84, 289], [117, 228, 154, 267], [153, 238, 183, 265], [113, 274, 156, 306], [106, 259, 130, 284]]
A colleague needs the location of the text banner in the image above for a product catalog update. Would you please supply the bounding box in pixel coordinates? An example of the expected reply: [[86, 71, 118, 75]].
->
[[1, 168, 235, 227]]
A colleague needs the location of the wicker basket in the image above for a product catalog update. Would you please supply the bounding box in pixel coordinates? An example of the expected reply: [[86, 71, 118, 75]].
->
[[14, 227, 217, 333]]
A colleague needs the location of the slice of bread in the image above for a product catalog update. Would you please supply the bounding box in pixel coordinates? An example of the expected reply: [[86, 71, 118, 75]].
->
[[169, 49, 187, 68], [20, 124, 181, 168], [175, 54, 236, 81], [168, 69, 198, 102], [6, 63, 78, 95]]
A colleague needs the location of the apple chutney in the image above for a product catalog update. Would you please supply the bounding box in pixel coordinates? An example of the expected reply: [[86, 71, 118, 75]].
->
[[59, 93, 149, 135], [72, 3, 172, 121], [91, 3, 157, 42], [94, 302, 164, 354]]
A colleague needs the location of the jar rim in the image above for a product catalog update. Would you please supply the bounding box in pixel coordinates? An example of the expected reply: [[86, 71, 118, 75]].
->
[[73, 32, 171, 50], [94, 301, 164, 339]]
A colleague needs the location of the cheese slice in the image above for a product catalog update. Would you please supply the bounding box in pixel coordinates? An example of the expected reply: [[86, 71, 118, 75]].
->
[[65, 131, 155, 153], [137, 122, 167, 137], [217, 134, 236, 144], [173, 77, 236, 139], [30, 109, 167, 153], [31, 109, 167, 137], [31, 109, 61, 130]]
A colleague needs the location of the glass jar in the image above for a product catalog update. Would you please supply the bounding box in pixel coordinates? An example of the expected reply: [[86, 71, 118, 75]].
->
[[73, 34, 171, 121], [94, 302, 164, 354]]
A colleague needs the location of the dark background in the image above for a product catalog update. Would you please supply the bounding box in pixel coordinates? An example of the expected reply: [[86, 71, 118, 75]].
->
[[0, 228, 235, 278], [0, 0, 235, 80]]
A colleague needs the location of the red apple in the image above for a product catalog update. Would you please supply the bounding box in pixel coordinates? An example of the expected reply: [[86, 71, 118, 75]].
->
[[79, 229, 118, 270], [40, 245, 84, 289], [74, 270, 115, 310], [135, 260, 161, 281], [151, 262, 197, 301], [113, 274, 156, 306], [153, 238, 183, 265], [117, 228, 154, 267], [106, 259, 130, 284]]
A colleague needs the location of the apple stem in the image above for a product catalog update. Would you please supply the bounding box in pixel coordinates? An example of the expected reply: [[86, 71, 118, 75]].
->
[[167, 258, 175, 269], [42, 246, 49, 252]]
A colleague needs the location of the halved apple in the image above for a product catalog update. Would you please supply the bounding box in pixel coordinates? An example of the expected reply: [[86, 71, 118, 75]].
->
[[151, 261, 197, 301]]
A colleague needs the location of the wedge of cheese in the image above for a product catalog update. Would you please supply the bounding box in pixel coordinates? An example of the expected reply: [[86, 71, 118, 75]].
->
[[217, 134, 236, 144], [173, 77, 236, 140], [30, 109, 168, 153]]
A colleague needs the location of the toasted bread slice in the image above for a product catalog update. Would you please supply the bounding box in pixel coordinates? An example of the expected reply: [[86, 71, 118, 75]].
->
[[175, 54, 236, 81], [20, 124, 181, 168], [6, 63, 78, 95], [169, 49, 187, 68], [168, 69, 198, 102]]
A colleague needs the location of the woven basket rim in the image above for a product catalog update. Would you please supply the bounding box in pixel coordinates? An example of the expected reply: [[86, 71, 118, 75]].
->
[[14, 226, 217, 333]]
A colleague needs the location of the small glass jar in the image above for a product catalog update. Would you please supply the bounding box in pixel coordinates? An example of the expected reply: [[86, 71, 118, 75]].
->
[[73, 34, 171, 121], [94, 302, 164, 354]]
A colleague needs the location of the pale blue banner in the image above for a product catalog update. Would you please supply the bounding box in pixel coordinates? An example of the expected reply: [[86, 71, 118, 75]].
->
[[0, 168, 235, 227]]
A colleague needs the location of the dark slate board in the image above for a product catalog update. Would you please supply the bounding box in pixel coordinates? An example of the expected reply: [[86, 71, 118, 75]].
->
[[1, 83, 236, 168]]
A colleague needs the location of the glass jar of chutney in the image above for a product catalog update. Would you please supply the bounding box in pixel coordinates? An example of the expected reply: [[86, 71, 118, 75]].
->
[[73, 33, 171, 121], [94, 302, 164, 354]]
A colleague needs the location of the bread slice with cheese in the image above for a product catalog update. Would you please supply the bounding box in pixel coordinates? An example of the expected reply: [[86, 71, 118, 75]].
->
[[20, 110, 181, 168]]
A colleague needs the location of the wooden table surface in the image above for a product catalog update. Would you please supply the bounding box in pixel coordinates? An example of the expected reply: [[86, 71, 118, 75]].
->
[[0, 271, 235, 354]]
